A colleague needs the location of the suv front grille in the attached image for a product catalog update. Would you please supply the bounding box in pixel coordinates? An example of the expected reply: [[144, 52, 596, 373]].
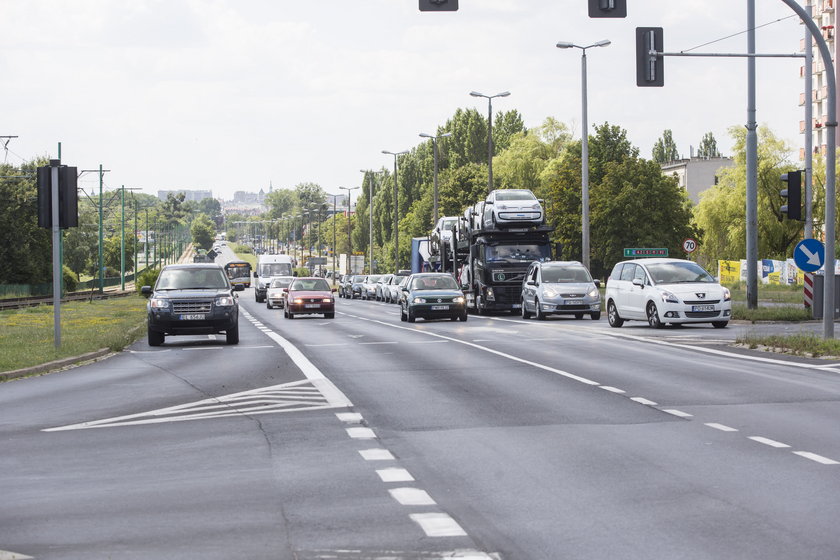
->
[[172, 299, 213, 313]]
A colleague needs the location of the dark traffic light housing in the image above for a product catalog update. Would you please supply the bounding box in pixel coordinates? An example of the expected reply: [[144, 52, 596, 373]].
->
[[780, 170, 803, 221], [589, 0, 627, 17], [636, 27, 664, 87], [419, 0, 458, 11]]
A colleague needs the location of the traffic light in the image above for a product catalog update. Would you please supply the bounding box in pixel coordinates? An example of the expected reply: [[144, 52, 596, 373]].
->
[[588, 0, 626, 17], [636, 27, 664, 87], [780, 170, 803, 221], [419, 0, 458, 11], [37, 162, 78, 229]]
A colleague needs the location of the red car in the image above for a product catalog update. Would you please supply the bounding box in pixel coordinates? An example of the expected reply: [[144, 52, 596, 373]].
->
[[284, 277, 336, 319]]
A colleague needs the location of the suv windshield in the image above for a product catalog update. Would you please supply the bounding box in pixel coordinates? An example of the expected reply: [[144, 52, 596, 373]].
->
[[542, 265, 591, 283], [411, 276, 459, 290], [157, 268, 228, 290], [646, 262, 715, 284]]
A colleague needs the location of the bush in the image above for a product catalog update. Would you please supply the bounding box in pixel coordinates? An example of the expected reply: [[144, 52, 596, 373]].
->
[[136, 268, 160, 293], [232, 243, 252, 254], [62, 266, 79, 292], [294, 267, 311, 277]]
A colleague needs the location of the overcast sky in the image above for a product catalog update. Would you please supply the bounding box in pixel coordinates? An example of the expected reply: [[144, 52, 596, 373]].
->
[[1, 1, 807, 201]]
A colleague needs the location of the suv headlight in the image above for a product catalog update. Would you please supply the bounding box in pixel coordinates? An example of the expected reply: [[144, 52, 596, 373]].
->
[[660, 289, 679, 304], [722, 287, 731, 302], [413, 297, 426, 304], [216, 296, 235, 307], [454, 296, 465, 304], [149, 298, 169, 309]]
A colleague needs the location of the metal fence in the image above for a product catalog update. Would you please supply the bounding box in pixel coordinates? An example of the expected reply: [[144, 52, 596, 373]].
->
[[0, 271, 142, 298]]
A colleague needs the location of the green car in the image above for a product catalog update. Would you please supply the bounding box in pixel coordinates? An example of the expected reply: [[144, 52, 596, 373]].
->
[[399, 273, 468, 323]]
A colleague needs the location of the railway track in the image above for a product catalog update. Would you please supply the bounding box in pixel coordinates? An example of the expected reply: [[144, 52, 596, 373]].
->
[[0, 289, 135, 310]]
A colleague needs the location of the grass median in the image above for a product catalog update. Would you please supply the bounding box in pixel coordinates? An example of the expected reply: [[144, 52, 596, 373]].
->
[[0, 295, 148, 373], [737, 333, 840, 358]]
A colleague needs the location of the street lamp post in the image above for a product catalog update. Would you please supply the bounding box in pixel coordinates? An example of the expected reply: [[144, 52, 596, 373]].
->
[[469, 91, 510, 193], [419, 132, 452, 227], [556, 39, 610, 271], [382, 150, 409, 270], [339, 186, 359, 274]]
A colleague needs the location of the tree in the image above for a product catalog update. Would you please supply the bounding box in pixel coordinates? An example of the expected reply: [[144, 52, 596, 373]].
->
[[652, 129, 680, 163], [0, 159, 52, 284], [190, 214, 216, 251], [697, 132, 720, 158], [264, 188, 297, 219], [693, 125, 801, 264]]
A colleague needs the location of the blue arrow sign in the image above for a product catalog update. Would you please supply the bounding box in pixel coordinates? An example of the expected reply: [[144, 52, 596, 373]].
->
[[794, 238, 825, 273]]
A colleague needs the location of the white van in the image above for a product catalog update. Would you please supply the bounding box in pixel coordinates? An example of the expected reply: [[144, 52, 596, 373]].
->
[[254, 254, 295, 302]]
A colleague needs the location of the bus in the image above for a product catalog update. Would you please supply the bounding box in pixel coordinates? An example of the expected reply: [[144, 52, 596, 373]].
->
[[224, 260, 252, 289]]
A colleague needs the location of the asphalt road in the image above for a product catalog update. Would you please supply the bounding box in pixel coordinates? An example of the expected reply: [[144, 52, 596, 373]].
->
[[2, 286, 840, 560]]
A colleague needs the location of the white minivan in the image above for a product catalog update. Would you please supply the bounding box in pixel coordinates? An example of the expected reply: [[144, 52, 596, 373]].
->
[[605, 258, 731, 329], [254, 254, 295, 302]]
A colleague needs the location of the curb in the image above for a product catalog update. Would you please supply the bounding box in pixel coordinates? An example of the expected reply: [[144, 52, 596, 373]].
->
[[1, 348, 114, 382]]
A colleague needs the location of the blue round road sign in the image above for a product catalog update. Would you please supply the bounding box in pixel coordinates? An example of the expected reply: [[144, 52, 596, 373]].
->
[[794, 238, 825, 273]]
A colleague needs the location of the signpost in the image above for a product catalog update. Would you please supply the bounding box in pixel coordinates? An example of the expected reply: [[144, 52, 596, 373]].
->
[[682, 238, 697, 254]]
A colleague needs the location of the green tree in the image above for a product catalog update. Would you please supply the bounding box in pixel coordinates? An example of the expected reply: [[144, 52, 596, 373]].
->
[[264, 188, 297, 219], [0, 159, 52, 284], [697, 132, 720, 158], [190, 213, 216, 251], [652, 129, 680, 163]]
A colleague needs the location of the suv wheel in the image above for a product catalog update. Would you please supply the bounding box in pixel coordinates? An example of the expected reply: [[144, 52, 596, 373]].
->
[[148, 328, 164, 347], [646, 301, 663, 329], [607, 301, 624, 328], [226, 324, 239, 345]]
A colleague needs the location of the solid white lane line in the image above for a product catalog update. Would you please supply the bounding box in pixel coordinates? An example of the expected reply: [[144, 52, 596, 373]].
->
[[409, 513, 467, 537], [662, 409, 693, 418], [346, 427, 377, 439], [793, 451, 840, 465], [376, 468, 415, 482], [358, 341, 399, 345], [389, 487, 436, 506], [305, 343, 350, 347], [705, 423, 739, 432], [599, 386, 625, 394], [0, 550, 34, 560], [359, 449, 395, 461], [355, 314, 599, 386], [183, 346, 223, 351], [631, 397, 658, 406], [335, 412, 364, 424], [749, 436, 791, 448]]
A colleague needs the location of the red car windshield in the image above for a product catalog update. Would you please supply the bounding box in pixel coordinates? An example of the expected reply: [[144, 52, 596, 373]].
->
[[291, 278, 330, 291]]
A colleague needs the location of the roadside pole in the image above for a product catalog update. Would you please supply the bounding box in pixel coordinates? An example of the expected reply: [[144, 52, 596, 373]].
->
[[51, 160, 61, 348]]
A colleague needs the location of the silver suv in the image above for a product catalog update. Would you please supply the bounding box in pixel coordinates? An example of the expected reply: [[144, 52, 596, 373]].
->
[[521, 261, 601, 320]]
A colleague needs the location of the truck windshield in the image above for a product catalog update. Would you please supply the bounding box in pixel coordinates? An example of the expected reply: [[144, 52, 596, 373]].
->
[[485, 243, 550, 263]]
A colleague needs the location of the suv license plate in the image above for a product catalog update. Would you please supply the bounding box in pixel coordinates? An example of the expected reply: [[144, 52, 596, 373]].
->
[[692, 305, 715, 312], [180, 314, 206, 320], [431, 305, 449, 311]]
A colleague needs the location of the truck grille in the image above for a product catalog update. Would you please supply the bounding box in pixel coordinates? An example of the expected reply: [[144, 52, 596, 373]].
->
[[172, 300, 213, 314]]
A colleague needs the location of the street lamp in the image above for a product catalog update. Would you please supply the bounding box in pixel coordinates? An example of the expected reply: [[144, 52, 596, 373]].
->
[[469, 91, 510, 193], [419, 132, 452, 227], [382, 150, 409, 271], [556, 39, 610, 271], [360, 169, 385, 274], [339, 186, 360, 274]]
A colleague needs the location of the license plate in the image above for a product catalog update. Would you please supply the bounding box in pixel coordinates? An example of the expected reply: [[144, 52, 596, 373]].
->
[[512, 304, 521, 308], [692, 305, 715, 312], [180, 314, 205, 320], [431, 305, 449, 311], [304, 304, 320, 309], [565, 300, 583, 305]]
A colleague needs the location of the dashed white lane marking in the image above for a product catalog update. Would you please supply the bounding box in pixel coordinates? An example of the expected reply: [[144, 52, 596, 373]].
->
[[358, 341, 399, 345], [389, 487, 436, 506], [793, 451, 840, 465], [599, 386, 625, 394], [359, 448, 395, 461], [631, 397, 658, 406], [335, 412, 364, 424], [376, 468, 415, 482], [305, 343, 350, 347], [346, 427, 377, 439], [183, 346, 224, 351], [705, 423, 739, 432], [404, 340, 450, 344], [749, 436, 791, 448], [662, 409, 693, 418], [409, 513, 468, 538]]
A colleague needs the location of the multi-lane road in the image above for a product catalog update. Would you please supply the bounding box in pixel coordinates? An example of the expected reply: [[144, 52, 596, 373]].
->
[[3, 284, 840, 560]]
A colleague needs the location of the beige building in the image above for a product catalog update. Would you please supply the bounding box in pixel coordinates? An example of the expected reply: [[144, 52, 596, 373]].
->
[[660, 157, 735, 204], [800, 0, 838, 158]]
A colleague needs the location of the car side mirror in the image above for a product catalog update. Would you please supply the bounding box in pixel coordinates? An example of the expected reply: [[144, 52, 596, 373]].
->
[[526, 280, 536, 286], [282, 288, 289, 293], [632, 279, 645, 288], [253, 272, 259, 278], [594, 279, 601, 288], [332, 288, 337, 292], [141, 285, 152, 298], [235, 284, 245, 291]]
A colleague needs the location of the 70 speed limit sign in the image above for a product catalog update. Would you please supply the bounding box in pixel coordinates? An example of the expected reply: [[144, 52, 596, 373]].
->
[[682, 238, 698, 253]]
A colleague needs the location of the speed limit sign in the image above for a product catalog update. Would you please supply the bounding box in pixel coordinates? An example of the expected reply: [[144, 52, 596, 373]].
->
[[682, 238, 698, 253]]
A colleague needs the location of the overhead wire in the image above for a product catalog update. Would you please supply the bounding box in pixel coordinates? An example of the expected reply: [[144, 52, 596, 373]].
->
[[682, 14, 799, 53]]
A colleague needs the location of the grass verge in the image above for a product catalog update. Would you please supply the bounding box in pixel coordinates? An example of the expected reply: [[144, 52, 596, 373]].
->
[[731, 304, 812, 322], [0, 295, 148, 373], [725, 282, 804, 304], [737, 333, 840, 358]]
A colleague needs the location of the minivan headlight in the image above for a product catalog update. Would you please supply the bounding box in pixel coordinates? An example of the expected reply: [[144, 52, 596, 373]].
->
[[722, 287, 731, 302], [588, 287, 599, 298], [542, 288, 559, 299], [660, 290, 679, 303]]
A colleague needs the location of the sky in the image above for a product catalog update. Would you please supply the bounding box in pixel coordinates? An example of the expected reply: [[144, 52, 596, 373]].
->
[[0, 1, 808, 201]]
